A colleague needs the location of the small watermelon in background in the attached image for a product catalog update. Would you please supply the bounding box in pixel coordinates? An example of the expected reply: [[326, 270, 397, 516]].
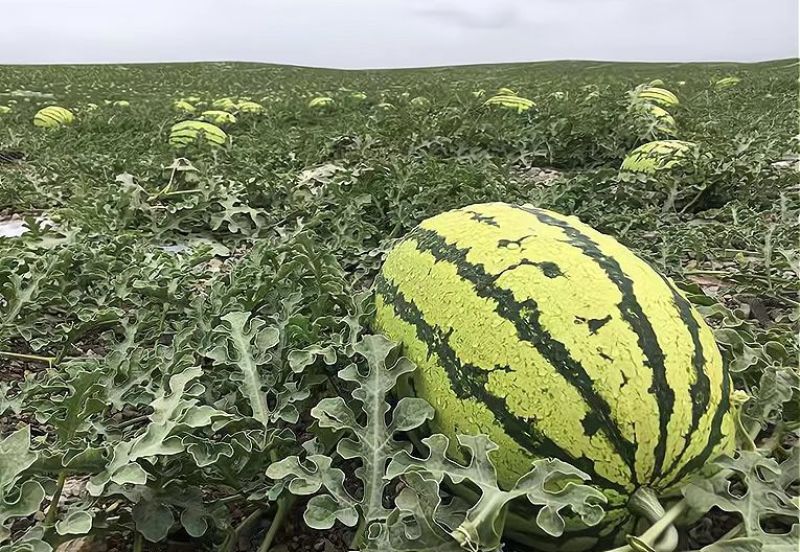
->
[[200, 110, 237, 125], [636, 87, 680, 108], [373, 202, 735, 548], [112, 100, 130, 107], [410, 96, 429, 107], [483, 94, 535, 113], [621, 140, 696, 173], [350, 91, 367, 100], [308, 96, 334, 108], [173, 100, 196, 113], [644, 105, 678, 135], [496, 87, 517, 95], [168, 120, 227, 148], [212, 97, 238, 110], [236, 101, 264, 114], [714, 76, 741, 89], [0, 106, 12, 114], [33, 106, 75, 128]]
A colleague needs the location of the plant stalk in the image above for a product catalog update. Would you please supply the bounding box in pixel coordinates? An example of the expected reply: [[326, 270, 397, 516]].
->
[[44, 471, 68, 526], [627, 487, 678, 552], [0, 350, 56, 365], [350, 516, 367, 550], [257, 496, 294, 552], [226, 508, 265, 552], [605, 499, 688, 552], [133, 532, 144, 552]]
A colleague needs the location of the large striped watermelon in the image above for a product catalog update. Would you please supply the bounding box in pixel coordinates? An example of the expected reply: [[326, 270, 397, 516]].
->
[[374, 203, 735, 541]]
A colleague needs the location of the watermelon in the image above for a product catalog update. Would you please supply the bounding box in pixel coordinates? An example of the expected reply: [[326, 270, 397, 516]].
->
[[308, 96, 335, 108], [636, 87, 680, 108], [33, 106, 74, 128], [168, 120, 227, 148], [200, 110, 237, 125], [237, 101, 264, 114], [483, 94, 535, 113], [621, 140, 696, 174], [374, 202, 735, 545]]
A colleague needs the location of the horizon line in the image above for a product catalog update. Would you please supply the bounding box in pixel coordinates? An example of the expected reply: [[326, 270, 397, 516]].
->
[[1, 57, 798, 72]]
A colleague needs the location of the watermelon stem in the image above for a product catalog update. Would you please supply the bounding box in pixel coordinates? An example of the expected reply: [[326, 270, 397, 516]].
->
[[626, 487, 678, 552], [605, 491, 686, 552]]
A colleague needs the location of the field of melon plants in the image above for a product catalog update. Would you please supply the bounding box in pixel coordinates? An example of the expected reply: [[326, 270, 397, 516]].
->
[[0, 59, 798, 552]]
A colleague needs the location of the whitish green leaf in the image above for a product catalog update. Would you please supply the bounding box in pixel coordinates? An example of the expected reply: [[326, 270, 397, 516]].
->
[[205, 311, 279, 427], [683, 450, 799, 545], [762, 525, 800, 552], [305, 494, 359, 529], [288, 344, 337, 373], [87, 367, 227, 496], [180, 506, 209, 538], [0, 384, 22, 416], [0, 427, 45, 529], [368, 473, 463, 552], [0, 480, 45, 527], [700, 538, 762, 552], [0, 526, 52, 551], [387, 434, 606, 551], [267, 455, 356, 528], [267, 335, 434, 535], [0, 427, 38, 490], [55, 510, 93, 535], [132, 500, 174, 542], [742, 366, 800, 431]]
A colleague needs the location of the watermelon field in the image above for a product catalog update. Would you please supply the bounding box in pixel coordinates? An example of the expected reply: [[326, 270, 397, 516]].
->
[[0, 59, 798, 552]]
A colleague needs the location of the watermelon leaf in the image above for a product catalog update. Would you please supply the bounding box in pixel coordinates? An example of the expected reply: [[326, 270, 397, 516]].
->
[[86, 366, 231, 497], [267, 335, 436, 545], [387, 433, 607, 551], [683, 447, 799, 549], [367, 473, 466, 552], [0, 428, 46, 544]]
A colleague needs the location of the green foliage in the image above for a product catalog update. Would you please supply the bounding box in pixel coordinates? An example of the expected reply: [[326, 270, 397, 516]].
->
[[0, 59, 797, 551], [683, 448, 799, 551]]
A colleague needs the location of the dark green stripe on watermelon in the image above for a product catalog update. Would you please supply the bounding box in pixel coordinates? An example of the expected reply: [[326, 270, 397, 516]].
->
[[662, 364, 731, 488]]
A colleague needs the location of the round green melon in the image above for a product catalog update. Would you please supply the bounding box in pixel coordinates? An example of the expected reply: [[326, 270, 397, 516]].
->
[[200, 110, 237, 125], [308, 96, 334, 108], [173, 100, 197, 113], [33, 106, 74, 128], [483, 94, 535, 113], [236, 101, 264, 114], [636, 87, 679, 108], [212, 97, 238, 110], [644, 105, 677, 135], [168, 120, 227, 148], [374, 202, 735, 537], [714, 76, 741, 89], [620, 140, 696, 174]]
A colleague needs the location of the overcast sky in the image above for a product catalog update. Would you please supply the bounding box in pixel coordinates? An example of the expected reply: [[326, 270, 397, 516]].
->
[[1, 0, 797, 68]]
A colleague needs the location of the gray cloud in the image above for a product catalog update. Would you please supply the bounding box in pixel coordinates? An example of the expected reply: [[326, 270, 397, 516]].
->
[[0, 0, 796, 68]]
